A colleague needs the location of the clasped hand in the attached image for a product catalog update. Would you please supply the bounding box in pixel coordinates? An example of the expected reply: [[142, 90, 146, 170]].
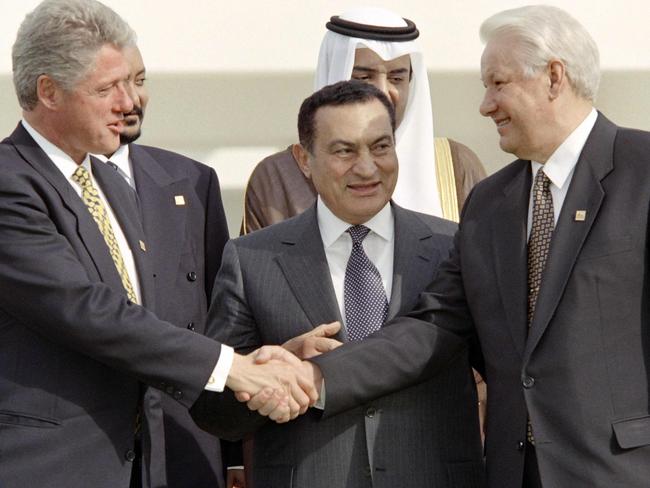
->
[[226, 322, 341, 423]]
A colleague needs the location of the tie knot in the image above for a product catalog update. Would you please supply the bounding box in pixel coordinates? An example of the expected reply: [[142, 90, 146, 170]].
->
[[71, 165, 92, 189], [347, 225, 371, 244], [534, 168, 551, 191]]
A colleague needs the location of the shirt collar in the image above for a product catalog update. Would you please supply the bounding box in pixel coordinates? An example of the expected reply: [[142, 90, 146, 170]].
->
[[531, 108, 598, 189], [93, 144, 131, 172], [21, 118, 91, 178], [317, 196, 394, 248]]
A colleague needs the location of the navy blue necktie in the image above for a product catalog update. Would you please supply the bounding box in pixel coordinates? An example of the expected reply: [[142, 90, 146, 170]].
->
[[343, 225, 388, 341]]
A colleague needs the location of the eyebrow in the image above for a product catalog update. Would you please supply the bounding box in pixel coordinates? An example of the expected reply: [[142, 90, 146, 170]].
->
[[352, 66, 409, 75]]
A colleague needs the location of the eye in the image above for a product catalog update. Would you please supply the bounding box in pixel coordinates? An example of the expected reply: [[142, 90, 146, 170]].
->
[[388, 76, 405, 84], [352, 73, 371, 82], [135, 77, 146, 87]]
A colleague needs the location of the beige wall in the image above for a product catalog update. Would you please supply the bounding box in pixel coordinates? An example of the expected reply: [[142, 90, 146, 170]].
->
[[1, 70, 648, 235]]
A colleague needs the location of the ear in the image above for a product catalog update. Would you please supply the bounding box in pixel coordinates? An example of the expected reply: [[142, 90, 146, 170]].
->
[[291, 143, 312, 179], [36, 75, 62, 110], [547, 59, 566, 99]]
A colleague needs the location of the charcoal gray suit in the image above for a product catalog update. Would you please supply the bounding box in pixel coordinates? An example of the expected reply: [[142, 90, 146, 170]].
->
[[192, 203, 485, 488], [129, 144, 229, 488], [311, 113, 650, 488], [0, 124, 222, 488]]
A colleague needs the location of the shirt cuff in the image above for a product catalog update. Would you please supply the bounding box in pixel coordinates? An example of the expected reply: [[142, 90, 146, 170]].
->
[[227, 466, 244, 470], [313, 379, 326, 410], [204, 345, 234, 392]]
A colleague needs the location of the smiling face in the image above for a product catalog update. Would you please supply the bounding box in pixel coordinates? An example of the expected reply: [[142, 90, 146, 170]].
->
[[295, 99, 398, 225], [52, 43, 133, 163], [479, 36, 556, 161], [351, 48, 411, 128]]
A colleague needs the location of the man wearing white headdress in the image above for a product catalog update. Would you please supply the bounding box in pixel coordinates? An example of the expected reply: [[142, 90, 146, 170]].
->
[[241, 6, 486, 234]]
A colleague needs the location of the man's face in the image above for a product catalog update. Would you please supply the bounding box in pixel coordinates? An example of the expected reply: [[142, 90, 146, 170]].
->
[[296, 99, 398, 225], [479, 36, 554, 161], [120, 46, 148, 144], [55, 44, 133, 163], [351, 48, 410, 128]]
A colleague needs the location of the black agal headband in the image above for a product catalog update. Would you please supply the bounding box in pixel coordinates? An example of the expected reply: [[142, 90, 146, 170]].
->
[[326, 15, 419, 42]]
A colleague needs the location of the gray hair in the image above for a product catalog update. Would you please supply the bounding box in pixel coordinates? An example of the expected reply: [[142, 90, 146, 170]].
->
[[480, 5, 600, 101], [12, 0, 136, 110]]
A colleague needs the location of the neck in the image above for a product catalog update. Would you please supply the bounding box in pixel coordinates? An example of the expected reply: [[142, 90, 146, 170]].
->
[[23, 110, 85, 165]]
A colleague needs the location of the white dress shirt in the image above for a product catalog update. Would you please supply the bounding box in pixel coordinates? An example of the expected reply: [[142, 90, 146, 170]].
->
[[316, 197, 395, 329], [93, 144, 136, 189], [22, 120, 143, 303], [24, 121, 231, 392], [527, 108, 598, 238]]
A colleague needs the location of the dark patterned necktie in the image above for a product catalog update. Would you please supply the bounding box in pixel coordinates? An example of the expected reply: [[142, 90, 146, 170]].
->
[[343, 225, 389, 341], [526, 168, 555, 444], [527, 169, 555, 326]]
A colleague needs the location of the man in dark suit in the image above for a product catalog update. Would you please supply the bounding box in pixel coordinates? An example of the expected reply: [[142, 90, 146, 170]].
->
[[96, 45, 230, 488], [0, 2, 316, 487], [192, 81, 484, 487], [249, 5, 650, 488]]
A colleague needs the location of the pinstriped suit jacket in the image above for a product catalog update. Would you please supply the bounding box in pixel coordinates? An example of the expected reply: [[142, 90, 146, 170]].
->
[[193, 203, 485, 488]]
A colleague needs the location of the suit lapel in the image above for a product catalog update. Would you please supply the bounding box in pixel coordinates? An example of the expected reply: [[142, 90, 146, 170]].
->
[[92, 156, 155, 308], [524, 114, 616, 359], [275, 206, 344, 340], [129, 144, 188, 308], [492, 161, 530, 359], [388, 204, 437, 319], [7, 124, 125, 292]]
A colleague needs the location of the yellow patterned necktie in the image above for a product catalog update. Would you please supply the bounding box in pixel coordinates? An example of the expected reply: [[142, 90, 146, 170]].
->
[[72, 165, 138, 304]]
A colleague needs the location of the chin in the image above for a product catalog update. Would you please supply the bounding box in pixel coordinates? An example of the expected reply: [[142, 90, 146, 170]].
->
[[119, 129, 142, 145]]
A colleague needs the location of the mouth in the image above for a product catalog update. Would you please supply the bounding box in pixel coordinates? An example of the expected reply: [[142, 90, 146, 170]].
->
[[347, 181, 381, 196], [123, 107, 143, 127], [107, 120, 125, 135], [494, 117, 510, 133]]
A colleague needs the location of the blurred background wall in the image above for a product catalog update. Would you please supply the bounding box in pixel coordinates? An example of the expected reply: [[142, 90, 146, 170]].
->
[[2, 0, 649, 235]]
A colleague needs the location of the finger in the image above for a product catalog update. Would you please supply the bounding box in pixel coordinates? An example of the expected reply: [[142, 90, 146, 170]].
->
[[235, 391, 251, 402], [257, 389, 288, 417], [290, 373, 316, 408], [254, 345, 300, 366], [302, 337, 343, 358], [310, 321, 341, 338], [244, 387, 273, 411]]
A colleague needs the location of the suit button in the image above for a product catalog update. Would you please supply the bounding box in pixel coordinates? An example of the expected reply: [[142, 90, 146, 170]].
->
[[365, 407, 376, 418], [126, 300, 133, 306], [517, 440, 525, 451], [364, 466, 372, 477], [522, 376, 535, 389], [173, 390, 183, 400], [187, 322, 195, 331], [187, 271, 197, 282], [125, 449, 136, 462], [166, 385, 175, 395]]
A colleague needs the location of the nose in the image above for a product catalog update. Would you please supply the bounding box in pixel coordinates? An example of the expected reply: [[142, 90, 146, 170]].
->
[[353, 149, 377, 177], [373, 76, 399, 107], [479, 89, 496, 117], [124, 79, 140, 109], [114, 81, 134, 114]]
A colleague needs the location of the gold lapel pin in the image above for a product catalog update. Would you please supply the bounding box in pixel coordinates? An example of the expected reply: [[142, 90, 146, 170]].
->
[[139, 240, 147, 251], [174, 195, 186, 206], [574, 210, 587, 222]]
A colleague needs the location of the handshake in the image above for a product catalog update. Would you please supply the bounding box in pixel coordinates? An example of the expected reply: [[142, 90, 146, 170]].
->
[[224, 322, 342, 423]]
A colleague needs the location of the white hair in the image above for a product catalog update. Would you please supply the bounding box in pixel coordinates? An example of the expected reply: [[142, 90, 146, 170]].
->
[[13, 0, 136, 110], [480, 5, 600, 101]]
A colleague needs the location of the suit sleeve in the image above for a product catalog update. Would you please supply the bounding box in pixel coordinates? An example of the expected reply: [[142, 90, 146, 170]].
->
[[191, 241, 270, 440], [0, 167, 221, 408], [311, 193, 483, 418]]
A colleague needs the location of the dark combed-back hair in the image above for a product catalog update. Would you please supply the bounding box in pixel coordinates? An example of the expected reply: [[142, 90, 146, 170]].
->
[[297, 80, 396, 152]]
